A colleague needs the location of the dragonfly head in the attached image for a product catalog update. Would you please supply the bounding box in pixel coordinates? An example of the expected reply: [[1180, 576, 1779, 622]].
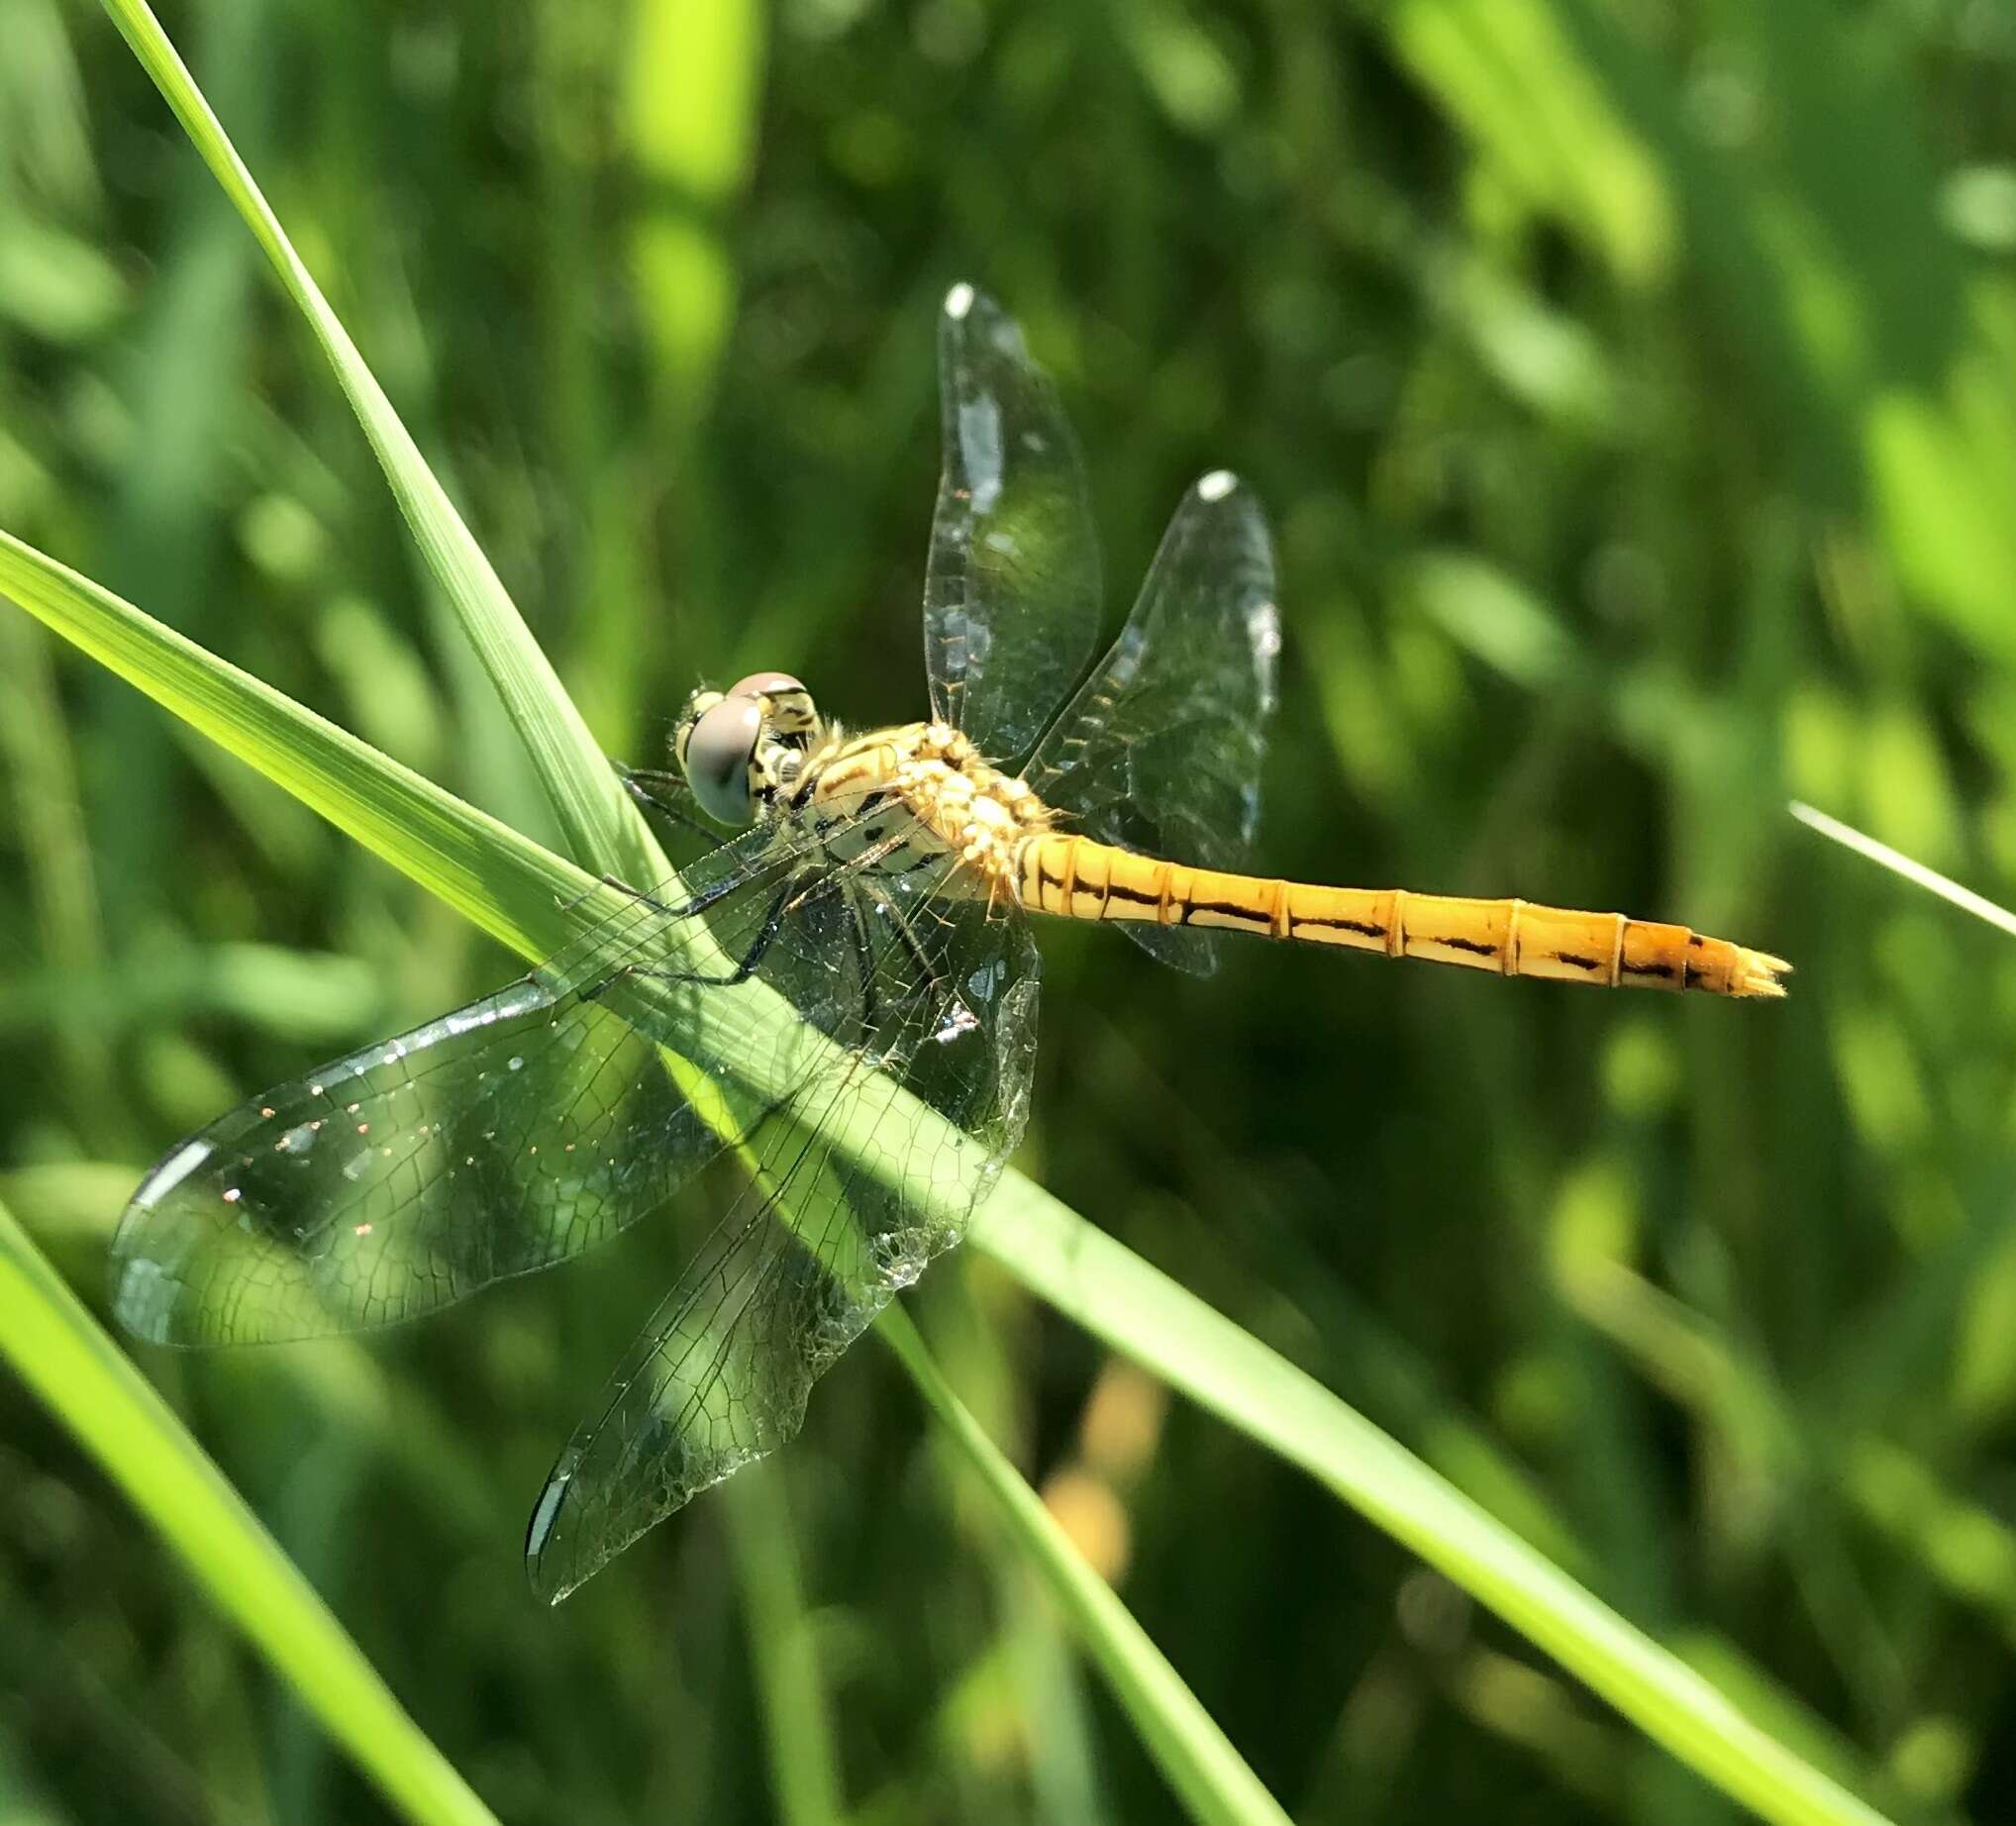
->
[[674, 672, 822, 826]]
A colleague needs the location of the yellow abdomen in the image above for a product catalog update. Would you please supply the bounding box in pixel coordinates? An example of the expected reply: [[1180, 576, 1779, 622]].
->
[[1015, 834, 1789, 998]]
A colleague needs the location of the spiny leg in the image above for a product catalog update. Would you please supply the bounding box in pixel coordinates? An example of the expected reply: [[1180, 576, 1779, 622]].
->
[[846, 892, 881, 1032], [556, 871, 671, 921], [861, 880, 951, 1002], [583, 815, 964, 1009], [614, 761, 719, 844], [558, 866, 761, 925], [782, 836, 940, 1029], [622, 870, 808, 990]]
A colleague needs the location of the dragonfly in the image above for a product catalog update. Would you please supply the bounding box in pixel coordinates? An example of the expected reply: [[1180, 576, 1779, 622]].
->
[[111, 283, 1789, 1602]]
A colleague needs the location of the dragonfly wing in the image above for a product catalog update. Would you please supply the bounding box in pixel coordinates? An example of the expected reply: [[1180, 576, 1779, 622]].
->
[[525, 874, 1040, 1602], [923, 283, 1103, 764], [109, 825, 837, 1345], [1024, 471, 1279, 974]]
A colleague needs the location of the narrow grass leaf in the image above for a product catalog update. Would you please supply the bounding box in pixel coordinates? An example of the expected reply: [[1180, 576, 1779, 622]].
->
[[720, 1471, 849, 1826], [978, 1175, 1895, 1826], [1790, 800, 2016, 940], [880, 1306, 1290, 1826], [0, 527, 588, 963], [0, 1194, 498, 1826]]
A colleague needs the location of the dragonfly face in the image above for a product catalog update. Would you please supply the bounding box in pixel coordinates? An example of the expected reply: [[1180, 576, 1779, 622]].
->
[[673, 670, 823, 828], [111, 282, 1783, 1605]]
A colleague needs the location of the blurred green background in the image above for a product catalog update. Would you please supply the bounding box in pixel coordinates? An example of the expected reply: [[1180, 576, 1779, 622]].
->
[[6, 0, 2016, 1820]]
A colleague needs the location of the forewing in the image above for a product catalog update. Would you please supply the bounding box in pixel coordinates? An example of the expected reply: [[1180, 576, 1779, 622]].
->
[[525, 870, 1040, 1602], [109, 826, 837, 1345], [1024, 472, 1279, 973], [923, 283, 1103, 763]]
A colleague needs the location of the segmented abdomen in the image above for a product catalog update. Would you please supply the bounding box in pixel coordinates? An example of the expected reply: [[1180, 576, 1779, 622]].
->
[[1015, 834, 1788, 998]]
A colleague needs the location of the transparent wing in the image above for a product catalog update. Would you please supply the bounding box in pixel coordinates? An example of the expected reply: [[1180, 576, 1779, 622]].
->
[[109, 823, 847, 1345], [525, 862, 1039, 1602], [1023, 471, 1279, 974], [923, 282, 1103, 763]]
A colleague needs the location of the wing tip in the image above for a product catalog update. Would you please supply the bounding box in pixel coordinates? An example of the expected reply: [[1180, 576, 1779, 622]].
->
[[131, 1138, 213, 1209], [524, 1464, 580, 1606], [108, 1180, 202, 1346], [107, 1247, 176, 1344], [940, 282, 1024, 358]]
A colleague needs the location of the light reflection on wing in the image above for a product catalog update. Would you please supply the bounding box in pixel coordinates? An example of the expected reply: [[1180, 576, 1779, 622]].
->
[[1023, 471, 1279, 974], [923, 283, 1103, 763]]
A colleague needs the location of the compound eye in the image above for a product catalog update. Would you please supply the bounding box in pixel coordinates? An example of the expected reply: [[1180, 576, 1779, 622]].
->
[[724, 670, 804, 700], [682, 695, 762, 826]]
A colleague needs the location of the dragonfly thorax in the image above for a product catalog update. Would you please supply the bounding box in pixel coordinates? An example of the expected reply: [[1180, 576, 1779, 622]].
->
[[798, 720, 1055, 902]]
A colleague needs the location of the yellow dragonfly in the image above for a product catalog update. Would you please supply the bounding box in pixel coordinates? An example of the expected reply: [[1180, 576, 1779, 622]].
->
[[111, 284, 1787, 1601]]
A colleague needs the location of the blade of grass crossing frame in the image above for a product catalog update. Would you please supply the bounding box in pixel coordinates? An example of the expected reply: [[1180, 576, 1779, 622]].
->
[[96, 0, 659, 889], [0, 1195, 499, 1826]]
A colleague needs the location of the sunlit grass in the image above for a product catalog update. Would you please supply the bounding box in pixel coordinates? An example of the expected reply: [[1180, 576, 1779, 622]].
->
[[4, 0, 2013, 1819], [0, 1193, 499, 1826], [0, 6, 1905, 1822]]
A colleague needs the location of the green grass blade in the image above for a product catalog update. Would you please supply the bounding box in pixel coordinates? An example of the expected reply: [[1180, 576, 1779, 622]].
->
[[0, 527, 587, 964], [0, 528, 1895, 1826], [1790, 800, 2016, 940], [0, 1193, 498, 1826], [975, 1181, 1894, 1826], [720, 1470, 848, 1826], [880, 1304, 1290, 1826], [95, 0, 656, 888]]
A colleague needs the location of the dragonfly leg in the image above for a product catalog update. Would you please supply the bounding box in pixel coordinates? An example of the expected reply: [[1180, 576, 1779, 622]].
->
[[555, 869, 690, 921], [818, 838, 957, 1003], [871, 888, 948, 995], [626, 872, 801, 989], [615, 761, 718, 842], [564, 857, 789, 931], [555, 873, 612, 916], [845, 894, 882, 1031]]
